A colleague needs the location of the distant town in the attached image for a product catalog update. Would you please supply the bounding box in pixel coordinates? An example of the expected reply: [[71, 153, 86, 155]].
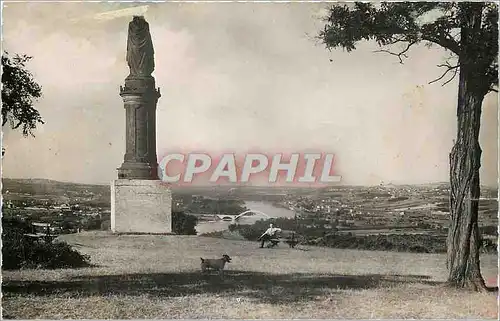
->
[[2, 178, 497, 242]]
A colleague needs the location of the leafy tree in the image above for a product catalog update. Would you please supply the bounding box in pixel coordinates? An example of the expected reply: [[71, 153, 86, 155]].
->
[[2, 51, 44, 137], [172, 211, 198, 235], [61, 220, 76, 232], [318, 2, 498, 291]]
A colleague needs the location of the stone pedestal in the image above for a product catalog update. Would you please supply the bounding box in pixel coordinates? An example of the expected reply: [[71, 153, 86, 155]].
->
[[111, 179, 172, 234]]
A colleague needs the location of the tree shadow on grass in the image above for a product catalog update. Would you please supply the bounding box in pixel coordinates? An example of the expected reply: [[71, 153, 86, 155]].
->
[[2, 271, 440, 304]]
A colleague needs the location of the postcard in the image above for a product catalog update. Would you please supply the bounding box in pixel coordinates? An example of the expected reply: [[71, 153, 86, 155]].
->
[[1, 1, 498, 319]]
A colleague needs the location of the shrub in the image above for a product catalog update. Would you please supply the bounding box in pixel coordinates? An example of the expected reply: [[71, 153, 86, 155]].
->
[[81, 218, 102, 231], [224, 216, 500, 254], [230, 222, 265, 241], [100, 219, 111, 231], [230, 217, 303, 240], [172, 211, 198, 235], [2, 217, 91, 270], [319, 233, 448, 253], [2, 217, 32, 269], [480, 225, 498, 236], [480, 238, 497, 253], [18, 241, 92, 269], [61, 220, 76, 232], [200, 230, 225, 238]]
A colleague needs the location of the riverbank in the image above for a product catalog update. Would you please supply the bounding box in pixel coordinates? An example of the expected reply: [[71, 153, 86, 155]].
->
[[195, 200, 296, 234], [197, 202, 497, 254]]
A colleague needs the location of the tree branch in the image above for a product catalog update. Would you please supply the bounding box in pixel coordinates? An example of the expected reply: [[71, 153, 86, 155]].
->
[[373, 41, 417, 64], [13, 120, 23, 129], [421, 35, 460, 55], [420, 17, 461, 55], [429, 61, 460, 86]]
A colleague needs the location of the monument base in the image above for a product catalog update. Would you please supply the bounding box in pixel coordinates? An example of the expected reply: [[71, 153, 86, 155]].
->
[[111, 179, 172, 234], [117, 162, 158, 180]]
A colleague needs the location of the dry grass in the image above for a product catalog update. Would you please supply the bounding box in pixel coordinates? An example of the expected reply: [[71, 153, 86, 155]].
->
[[2, 231, 498, 319]]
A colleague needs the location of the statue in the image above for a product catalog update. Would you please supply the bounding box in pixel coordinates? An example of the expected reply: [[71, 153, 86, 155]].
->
[[126, 16, 155, 78]]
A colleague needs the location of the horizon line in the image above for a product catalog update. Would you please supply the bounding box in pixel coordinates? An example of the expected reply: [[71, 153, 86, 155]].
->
[[2, 177, 499, 190]]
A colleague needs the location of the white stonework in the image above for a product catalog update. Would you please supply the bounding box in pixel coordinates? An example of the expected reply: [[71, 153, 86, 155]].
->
[[111, 179, 172, 234]]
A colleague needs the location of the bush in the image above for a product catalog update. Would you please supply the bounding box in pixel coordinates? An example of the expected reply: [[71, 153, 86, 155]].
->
[[480, 238, 497, 253], [200, 230, 225, 238], [2, 217, 32, 269], [2, 217, 91, 270], [81, 218, 102, 231], [230, 217, 302, 240], [18, 241, 92, 270], [61, 220, 76, 232], [480, 225, 498, 236], [229, 222, 265, 241], [310, 233, 449, 253], [100, 219, 111, 231], [224, 216, 500, 254], [172, 211, 198, 235]]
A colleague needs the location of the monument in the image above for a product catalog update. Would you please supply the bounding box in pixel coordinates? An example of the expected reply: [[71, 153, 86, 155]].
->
[[111, 16, 172, 234]]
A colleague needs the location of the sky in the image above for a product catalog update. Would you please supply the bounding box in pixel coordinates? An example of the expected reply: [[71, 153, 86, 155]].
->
[[1, 1, 498, 187]]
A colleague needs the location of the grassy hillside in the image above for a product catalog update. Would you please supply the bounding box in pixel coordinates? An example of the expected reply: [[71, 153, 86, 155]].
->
[[2, 232, 498, 319]]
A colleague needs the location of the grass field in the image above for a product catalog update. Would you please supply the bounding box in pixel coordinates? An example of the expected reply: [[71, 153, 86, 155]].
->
[[2, 231, 499, 319]]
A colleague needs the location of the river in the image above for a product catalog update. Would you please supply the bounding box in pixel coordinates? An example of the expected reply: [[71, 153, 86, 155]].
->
[[195, 200, 296, 235]]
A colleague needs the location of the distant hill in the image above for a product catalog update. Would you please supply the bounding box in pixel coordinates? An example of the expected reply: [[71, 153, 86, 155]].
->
[[2, 178, 496, 198], [2, 178, 110, 196]]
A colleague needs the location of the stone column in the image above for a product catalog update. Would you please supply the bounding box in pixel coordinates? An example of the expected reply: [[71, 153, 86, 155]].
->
[[117, 76, 161, 180], [111, 16, 172, 234]]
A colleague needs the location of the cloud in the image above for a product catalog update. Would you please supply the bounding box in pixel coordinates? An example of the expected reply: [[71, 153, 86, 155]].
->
[[70, 5, 150, 23], [1, 2, 497, 187]]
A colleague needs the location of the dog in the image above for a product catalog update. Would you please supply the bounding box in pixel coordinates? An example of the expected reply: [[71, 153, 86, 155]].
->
[[200, 254, 232, 276]]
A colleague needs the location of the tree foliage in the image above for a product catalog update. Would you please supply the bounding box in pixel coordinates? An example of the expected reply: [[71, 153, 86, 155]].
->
[[2, 217, 91, 270], [319, 2, 498, 93], [318, 1, 498, 291], [2, 51, 44, 137], [172, 211, 198, 235]]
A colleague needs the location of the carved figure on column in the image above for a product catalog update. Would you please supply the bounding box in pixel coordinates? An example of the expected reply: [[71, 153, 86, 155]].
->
[[126, 16, 155, 78]]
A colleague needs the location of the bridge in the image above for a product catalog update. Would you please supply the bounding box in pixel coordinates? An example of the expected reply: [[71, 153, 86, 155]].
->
[[216, 209, 271, 223]]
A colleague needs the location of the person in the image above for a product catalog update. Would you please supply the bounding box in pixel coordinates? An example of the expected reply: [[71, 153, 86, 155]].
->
[[258, 223, 281, 248]]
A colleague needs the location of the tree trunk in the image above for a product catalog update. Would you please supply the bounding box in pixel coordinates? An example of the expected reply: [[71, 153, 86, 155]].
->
[[446, 63, 488, 291], [446, 4, 492, 292]]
